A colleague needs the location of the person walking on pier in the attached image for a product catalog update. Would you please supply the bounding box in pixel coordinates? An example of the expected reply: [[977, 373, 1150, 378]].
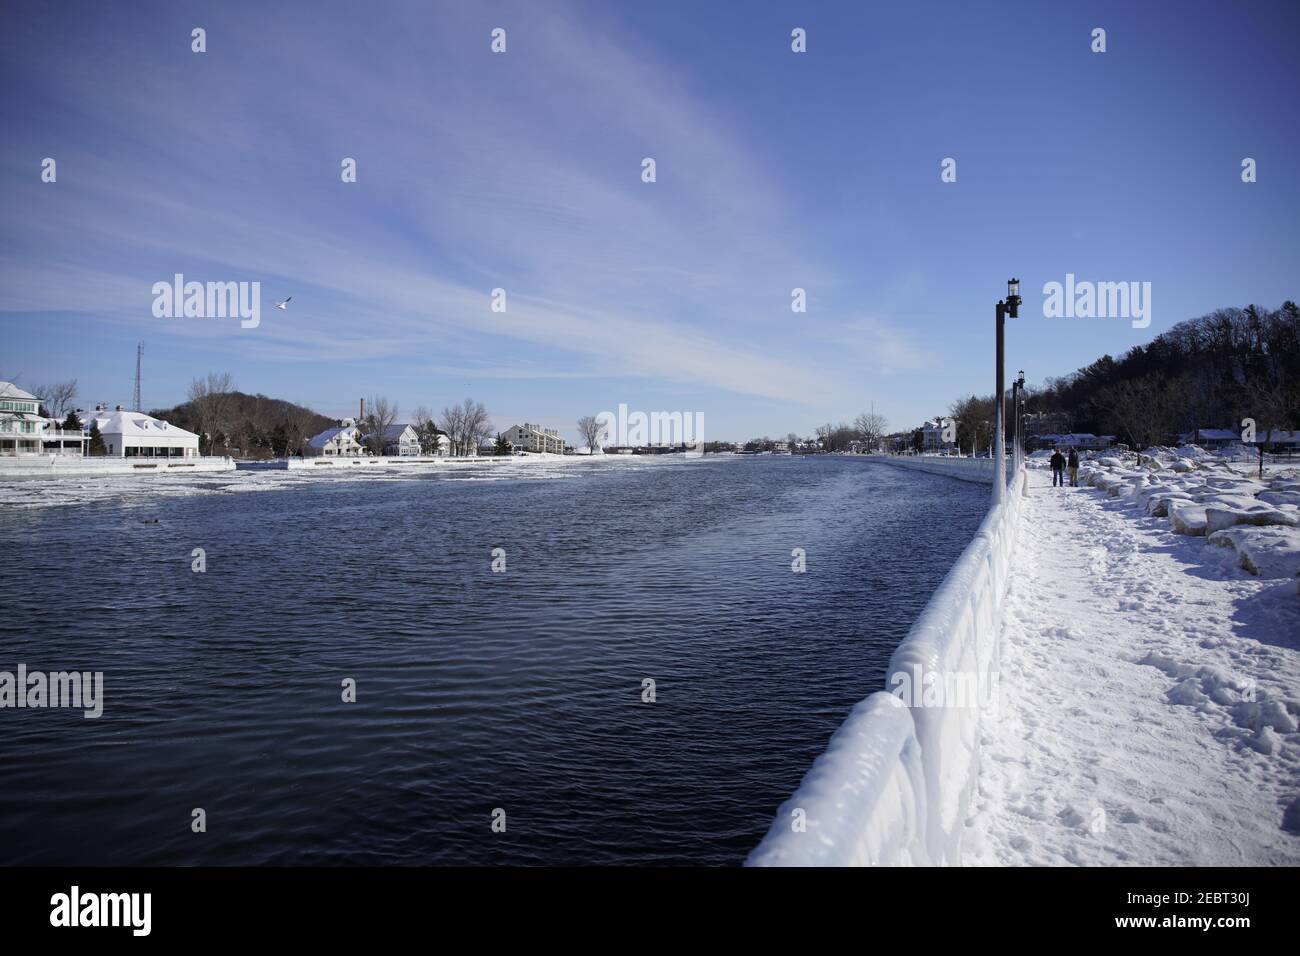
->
[[1067, 448, 1080, 487], [1050, 448, 1066, 487]]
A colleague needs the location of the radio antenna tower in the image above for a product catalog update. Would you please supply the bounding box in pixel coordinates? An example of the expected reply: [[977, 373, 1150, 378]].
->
[[132, 342, 143, 411]]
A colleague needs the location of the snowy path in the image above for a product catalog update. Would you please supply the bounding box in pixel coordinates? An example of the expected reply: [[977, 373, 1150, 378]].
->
[[966, 471, 1300, 865]]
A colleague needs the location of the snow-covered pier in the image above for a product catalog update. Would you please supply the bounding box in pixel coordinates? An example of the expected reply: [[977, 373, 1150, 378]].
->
[[869, 454, 996, 484], [751, 451, 1300, 866], [749, 463, 1024, 865]]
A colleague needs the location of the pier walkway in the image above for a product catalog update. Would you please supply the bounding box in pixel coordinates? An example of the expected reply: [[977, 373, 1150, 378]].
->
[[965, 471, 1300, 865]]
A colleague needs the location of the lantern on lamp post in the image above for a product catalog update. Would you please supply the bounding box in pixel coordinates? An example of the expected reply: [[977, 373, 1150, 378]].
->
[[993, 279, 1021, 503]]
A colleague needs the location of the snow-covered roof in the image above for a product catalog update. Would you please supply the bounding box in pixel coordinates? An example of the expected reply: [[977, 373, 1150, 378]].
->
[[308, 425, 359, 449], [0, 381, 38, 401], [1182, 429, 1300, 444], [84, 409, 198, 444]]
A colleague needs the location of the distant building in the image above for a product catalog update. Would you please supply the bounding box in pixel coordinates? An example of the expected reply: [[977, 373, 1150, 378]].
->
[[0, 382, 49, 456], [501, 422, 565, 455], [884, 432, 914, 454], [1033, 432, 1114, 452], [81, 405, 200, 458], [382, 423, 422, 457], [1183, 428, 1300, 452], [1023, 411, 1071, 437], [1182, 428, 1237, 449], [921, 418, 956, 453], [306, 420, 363, 457], [1264, 430, 1300, 451], [419, 428, 451, 456]]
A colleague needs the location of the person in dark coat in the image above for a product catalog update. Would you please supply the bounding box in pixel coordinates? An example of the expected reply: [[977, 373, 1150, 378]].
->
[[1050, 448, 1066, 487], [1067, 448, 1080, 486]]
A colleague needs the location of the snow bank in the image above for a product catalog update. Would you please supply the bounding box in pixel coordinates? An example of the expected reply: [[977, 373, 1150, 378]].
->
[[749, 468, 1025, 866]]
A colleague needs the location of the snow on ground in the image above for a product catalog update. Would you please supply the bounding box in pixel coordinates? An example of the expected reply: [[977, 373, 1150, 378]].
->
[[966, 468, 1300, 865]]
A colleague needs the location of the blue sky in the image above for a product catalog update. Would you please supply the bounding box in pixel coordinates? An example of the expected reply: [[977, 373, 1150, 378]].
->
[[2, 0, 1297, 441]]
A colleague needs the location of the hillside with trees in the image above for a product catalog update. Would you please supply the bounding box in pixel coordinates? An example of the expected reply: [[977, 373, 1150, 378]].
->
[[939, 302, 1299, 452], [1027, 302, 1299, 447], [150, 379, 334, 458]]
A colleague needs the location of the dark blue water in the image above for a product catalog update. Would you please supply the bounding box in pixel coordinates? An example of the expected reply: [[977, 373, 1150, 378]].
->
[[0, 456, 985, 865]]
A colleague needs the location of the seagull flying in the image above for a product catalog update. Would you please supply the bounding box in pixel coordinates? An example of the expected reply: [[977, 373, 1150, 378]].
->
[[275, 297, 292, 310]]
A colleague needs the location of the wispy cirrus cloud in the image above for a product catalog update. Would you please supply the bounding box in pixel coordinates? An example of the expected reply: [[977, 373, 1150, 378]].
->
[[1, 0, 857, 405]]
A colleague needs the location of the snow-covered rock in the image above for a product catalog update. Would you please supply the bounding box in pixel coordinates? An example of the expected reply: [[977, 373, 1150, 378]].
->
[[1259, 490, 1300, 508], [1169, 501, 1210, 535], [1207, 525, 1300, 578], [1204, 506, 1298, 536], [1145, 491, 1193, 517]]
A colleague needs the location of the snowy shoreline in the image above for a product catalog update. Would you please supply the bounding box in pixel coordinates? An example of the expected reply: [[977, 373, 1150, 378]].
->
[[752, 447, 1300, 866]]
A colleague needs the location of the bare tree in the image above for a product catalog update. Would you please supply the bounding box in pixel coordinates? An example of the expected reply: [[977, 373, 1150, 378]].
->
[[441, 398, 489, 456], [577, 415, 606, 454], [815, 422, 857, 452], [187, 372, 235, 455], [409, 405, 441, 455], [439, 403, 466, 456], [33, 379, 77, 419], [853, 412, 888, 452], [360, 396, 398, 455]]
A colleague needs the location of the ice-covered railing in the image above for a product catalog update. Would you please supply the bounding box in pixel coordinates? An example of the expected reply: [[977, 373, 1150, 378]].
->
[[867, 454, 997, 485], [748, 465, 1026, 866]]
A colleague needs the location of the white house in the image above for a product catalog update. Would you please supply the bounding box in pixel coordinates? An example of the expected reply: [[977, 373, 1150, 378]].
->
[[82, 405, 200, 458], [382, 423, 422, 457], [1, 382, 90, 456], [0, 382, 48, 455], [419, 428, 451, 456], [501, 422, 565, 455], [306, 421, 363, 457]]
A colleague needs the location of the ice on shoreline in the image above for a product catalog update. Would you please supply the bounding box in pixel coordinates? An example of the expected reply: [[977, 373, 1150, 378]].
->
[[0, 453, 718, 512]]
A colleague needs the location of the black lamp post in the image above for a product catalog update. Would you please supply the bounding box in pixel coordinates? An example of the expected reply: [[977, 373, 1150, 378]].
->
[[1011, 369, 1026, 471], [993, 278, 1021, 503]]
